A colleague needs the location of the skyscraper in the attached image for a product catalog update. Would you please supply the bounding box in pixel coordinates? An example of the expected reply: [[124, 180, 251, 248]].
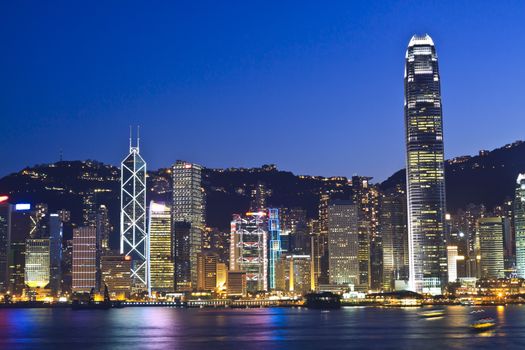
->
[[404, 34, 447, 294], [8, 203, 34, 294], [0, 196, 10, 291], [268, 208, 281, 290], [101, 254, 131, 299], [72, 227, 98, 293], [230, 212, 268, 293], [381, 185, 409, 291], [478, 217, 505, 279], [197, 252, 218, 291], [327, 200, 359, 286], [514, 174, 525, 278], [120, 131, 148, 292], [25, 238, 50, 289], [172, 161, 204, 290], [48, 213, 62, 295], [148, 201, 174, 294]]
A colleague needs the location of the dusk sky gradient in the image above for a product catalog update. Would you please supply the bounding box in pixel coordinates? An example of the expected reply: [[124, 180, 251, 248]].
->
[[1, 1, 524, 181]]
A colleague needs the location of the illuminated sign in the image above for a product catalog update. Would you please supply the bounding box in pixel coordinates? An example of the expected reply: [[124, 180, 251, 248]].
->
[[15, 203, 31, 211], [0, 195, 8, 204]]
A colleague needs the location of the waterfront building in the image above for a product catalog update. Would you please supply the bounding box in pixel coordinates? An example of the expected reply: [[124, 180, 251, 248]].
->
[[101, 254, 131, 299], [268, 208, 281, 290], [327, 200, 359, 287], [227, 271, 247, 297], [404, 34, 447, 294], [172, 161, 205, 290], [148, 201, 174, 294], [381, 185, 409, 291], [197, 253, 218, 291], [515, 174, 525, 278], [48, 213, 62, 295], [120, 131, 148, 292], [478, 217, 505, 279], [25, 238, 50, 289], [230, 212, 268, 292], [72, 227, 98, 293], [8, 203, 34, 294], [351, 176, 381, 290], [173, 221, 192, 291], [276, 254, 311, 295], [0, 196, 10, 291], [447, 246, 458, 283], [216, 262, 227, 291]]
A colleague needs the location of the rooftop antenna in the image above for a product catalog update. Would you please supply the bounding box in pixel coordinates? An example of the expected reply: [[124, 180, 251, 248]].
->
[[129, 125, 132, 150], [137, 125, 140, 151]]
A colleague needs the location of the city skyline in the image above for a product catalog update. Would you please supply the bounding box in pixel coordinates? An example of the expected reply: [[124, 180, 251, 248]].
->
[[1, 2, 525, 180]]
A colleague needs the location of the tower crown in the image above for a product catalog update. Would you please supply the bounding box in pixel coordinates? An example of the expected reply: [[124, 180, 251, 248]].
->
[[408, 34, 434, 47]]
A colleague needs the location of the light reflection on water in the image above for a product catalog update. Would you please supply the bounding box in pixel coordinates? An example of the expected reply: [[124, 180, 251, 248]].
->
[[0, 306, 525, 349]]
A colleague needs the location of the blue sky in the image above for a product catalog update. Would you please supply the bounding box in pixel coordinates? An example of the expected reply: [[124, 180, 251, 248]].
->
[[1, 1, 524, 181]]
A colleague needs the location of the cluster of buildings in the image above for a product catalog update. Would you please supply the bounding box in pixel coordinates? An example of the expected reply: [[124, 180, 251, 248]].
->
[[1, 34, 525, 304]]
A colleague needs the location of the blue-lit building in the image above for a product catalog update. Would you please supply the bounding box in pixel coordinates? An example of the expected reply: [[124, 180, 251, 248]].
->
[[268, 208, 281, 290]]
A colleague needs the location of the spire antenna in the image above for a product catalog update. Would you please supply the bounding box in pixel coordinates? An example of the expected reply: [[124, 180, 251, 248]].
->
[[129, 125, 133, 150], [137, 125, 140, 151]]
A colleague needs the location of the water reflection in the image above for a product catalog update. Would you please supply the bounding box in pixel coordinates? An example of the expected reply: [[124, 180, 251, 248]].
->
[[0, 306, 525, 349]]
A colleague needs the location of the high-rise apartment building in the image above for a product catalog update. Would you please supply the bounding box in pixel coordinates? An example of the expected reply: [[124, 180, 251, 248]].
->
[[327, 200, 359, 286], [72, 227, 98, 293], [230, 212, 268, 293], [120, 132, 148, 292], [404, 34, 447, 294], [148, 201, 173, 294], [478, 217, 505, 279], [172, 161, 204, 290], [515, 174, 525, 278]]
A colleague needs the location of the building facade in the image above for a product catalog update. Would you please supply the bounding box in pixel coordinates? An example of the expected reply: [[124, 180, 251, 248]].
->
[[101, 254, 131, 299], [404, 34, 447, 294], [381, 185, 409, 291], [515, 174, 525, 278], [120, 133, 148, 292], [148, 201, 174, 294], [478, 217, 505, 279], [72, 227, 98, 293], [230, 212, 268, 293], [327, 200, 359, 287], [172, 161, 205, 290], [25, 238, 50, 289]]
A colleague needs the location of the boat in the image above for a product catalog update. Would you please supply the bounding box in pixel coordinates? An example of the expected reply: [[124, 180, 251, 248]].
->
[[471, 318, 496, 331], [469, 309, 485, 315], [304, 292, 341, 309], [71, 300, 112, 310], [419, 308, 445, 318]]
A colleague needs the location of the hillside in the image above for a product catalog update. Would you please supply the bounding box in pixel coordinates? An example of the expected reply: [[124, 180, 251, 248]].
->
[[380, 141, 525, 211]]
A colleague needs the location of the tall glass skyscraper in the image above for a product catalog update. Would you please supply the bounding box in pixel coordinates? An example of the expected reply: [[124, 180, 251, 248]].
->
[[120, 131, 148, 292], [514, 174, 525, 278], [148, 201, 174, 294], [404, 34, 447, 294], [172, 161, 204, 290]]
